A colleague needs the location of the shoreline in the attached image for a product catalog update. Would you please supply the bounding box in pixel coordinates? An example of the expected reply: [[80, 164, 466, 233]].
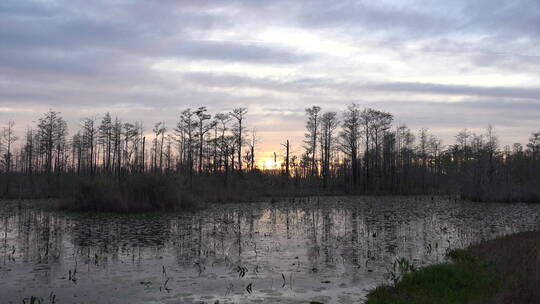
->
[[366, 230, 540, 304]]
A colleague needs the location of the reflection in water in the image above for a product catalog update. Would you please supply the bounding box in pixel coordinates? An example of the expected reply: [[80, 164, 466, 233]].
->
[[1, 197, 540, 303]]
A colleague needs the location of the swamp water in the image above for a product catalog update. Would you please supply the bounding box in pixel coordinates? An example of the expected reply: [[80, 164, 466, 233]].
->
[[1, 197, 540, 304]]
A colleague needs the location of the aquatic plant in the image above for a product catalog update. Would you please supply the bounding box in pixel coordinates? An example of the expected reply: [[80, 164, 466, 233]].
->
[[386, 257, 416, 284], [225, 283, 234, 296], [21, 292, 56, 304], [160, 265, 172, 292], [22, 296, 43, 304], [48, 292, 56, 304], [159, 278, 171, 293], [139, 281, 152, 288], [236, 265, 248, 278], [194, 261, 205, 276], [68, 258, 78, 284]]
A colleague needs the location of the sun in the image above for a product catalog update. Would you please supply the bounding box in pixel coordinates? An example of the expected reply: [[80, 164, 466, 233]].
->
[[259, 158, 281, 170]]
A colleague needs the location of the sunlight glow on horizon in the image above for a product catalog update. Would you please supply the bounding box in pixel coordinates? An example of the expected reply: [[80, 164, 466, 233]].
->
[[258, 158, 282, 170]]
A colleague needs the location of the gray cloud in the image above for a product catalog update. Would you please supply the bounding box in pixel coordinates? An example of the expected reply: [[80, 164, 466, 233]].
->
[[298, 1, 459, 38], [364, 82, 540, 100], [179, 72, 540, 101], [297, 0, 540, 40], [0, 0, 310, 75]]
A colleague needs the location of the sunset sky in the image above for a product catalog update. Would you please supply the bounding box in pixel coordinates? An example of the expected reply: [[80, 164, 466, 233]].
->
[[1, 0, 539, 160]]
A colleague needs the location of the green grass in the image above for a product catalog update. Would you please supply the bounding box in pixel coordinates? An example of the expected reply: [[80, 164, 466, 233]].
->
[[367, 257, 500, 304], [367, 231, 540, 304]]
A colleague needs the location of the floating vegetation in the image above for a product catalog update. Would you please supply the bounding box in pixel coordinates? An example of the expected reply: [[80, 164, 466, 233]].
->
[[21, 292, 56, 304], [139, 281, 152, 288]]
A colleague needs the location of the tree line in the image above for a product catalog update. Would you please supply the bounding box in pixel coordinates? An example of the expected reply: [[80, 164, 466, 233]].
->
[[0, 105, 539, 203], [0, 108, 250, 179], [297, 105, 539, 201]]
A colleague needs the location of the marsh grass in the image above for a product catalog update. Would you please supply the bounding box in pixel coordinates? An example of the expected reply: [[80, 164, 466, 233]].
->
[[59, 174, 195, 212], [2, 170, 467, 214], [461, 181, 540, 204], [53, 171, 366, 213], [366, 231, 540, 304], [367, 255, 499, 304], [386, 258, 416, 285]]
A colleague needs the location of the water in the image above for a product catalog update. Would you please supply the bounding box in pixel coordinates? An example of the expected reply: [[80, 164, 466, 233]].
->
[[1, 196, 539, 304]]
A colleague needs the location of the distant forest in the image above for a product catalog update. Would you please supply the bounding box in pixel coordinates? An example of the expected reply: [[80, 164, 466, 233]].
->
[[0, 105, 539, 210]]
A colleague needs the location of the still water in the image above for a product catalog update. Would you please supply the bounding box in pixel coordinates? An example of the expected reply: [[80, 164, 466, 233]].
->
[[1, 197, 540, 303]]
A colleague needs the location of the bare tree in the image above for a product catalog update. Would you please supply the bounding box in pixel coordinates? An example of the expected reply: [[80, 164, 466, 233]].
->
[[340, 103, 361, 185], [281, 139, 290, 177], [229, 107, 248, 172], [81, 117, 98, 175], [247, 128, 258, 171], [360, 108, 393, 190], [304, 106, 321, 177], [152, 122, 166, 172], [2, 121, 18, 174], [99, 113, 113, 173], [319, 111, 339, 186], [37, 110, 67, 180], [485, 125, 498, 184], [176, 109, 196, 185], [195, 107, 215, 174]]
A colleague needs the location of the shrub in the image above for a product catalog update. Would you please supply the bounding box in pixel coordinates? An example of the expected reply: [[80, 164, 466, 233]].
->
[[60, 174, 194, 212]]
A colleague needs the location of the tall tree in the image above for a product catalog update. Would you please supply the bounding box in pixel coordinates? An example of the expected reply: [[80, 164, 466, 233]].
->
[[319, 111, 339, 186], [152, 122, 166, 172], [247, 128, 257, 171], [304, 106, 321, 177], [230, 108, 248, 172], [37, 110, 66, 180], [177, 109, 196, 184], [98, 113, 113, 173], [281, 139, 290, 177], [194, 107, 215, 173], [214, 113, 231, 173], [2, 121, 18, 174], [81, 117, 97, 175], [340, 104, 361, 185]]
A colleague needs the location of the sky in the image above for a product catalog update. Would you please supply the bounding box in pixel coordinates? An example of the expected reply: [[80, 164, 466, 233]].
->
[[1, 0, 539, 160]]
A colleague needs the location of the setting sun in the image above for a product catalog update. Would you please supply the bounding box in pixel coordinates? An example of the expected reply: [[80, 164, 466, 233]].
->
[[259, 158, 282, 170]]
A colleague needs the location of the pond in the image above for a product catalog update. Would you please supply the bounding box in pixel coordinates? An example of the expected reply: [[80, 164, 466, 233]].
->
[[1, 196, 540, 304]]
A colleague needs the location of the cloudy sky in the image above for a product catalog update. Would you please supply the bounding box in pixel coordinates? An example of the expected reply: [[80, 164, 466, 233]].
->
[[1, 0, 539, 158]]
